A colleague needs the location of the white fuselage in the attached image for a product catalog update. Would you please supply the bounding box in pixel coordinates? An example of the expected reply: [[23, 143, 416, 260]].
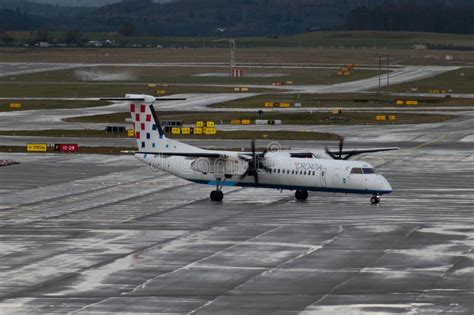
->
[[136, 152, 392, 195]]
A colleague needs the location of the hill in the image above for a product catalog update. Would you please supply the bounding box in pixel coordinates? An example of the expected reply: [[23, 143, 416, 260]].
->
[[1, 0, 474, 37]]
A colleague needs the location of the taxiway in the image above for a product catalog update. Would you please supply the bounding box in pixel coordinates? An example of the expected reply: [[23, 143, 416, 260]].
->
[[0, 142, 472, 314]]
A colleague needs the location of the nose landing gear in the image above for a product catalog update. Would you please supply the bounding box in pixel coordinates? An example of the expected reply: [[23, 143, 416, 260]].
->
[[370, 195, 381, 205]]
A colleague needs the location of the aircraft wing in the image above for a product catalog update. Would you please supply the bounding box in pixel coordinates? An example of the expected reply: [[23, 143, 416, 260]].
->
[[138, 152, 227, 158], [340, 147, 400, 155], [237, 153, 254, 161]]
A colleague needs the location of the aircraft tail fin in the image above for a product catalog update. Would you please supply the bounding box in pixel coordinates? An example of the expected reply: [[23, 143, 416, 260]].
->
[[129, 102, 199, 153]]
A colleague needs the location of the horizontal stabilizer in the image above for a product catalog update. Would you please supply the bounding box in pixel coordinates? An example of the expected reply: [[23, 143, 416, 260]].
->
[[101, 97, 186, 102]]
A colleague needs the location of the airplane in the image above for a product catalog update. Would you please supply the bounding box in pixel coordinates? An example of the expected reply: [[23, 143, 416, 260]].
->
[[110, 94, 399, 205]]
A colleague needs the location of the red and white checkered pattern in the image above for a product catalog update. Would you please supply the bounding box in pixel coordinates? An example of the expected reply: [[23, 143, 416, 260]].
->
[[129, 102, 202, 154], [130, 103, 160, 151]]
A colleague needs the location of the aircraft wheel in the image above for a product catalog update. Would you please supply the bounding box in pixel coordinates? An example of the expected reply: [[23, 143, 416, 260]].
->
[[210, 190, 224, 202], [370, 195, 381, 205], [295, 190, 308, 201]]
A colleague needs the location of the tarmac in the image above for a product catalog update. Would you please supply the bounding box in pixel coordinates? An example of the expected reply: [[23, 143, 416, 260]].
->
[[0, 63, 82, 78], [0, 139, 473, 314], [0, 61, 473, 314]]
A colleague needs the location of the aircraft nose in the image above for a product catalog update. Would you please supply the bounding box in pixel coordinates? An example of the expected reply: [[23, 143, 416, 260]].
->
[[379, 175, 392, 194]]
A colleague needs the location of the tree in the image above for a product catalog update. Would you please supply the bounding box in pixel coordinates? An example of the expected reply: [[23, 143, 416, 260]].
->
[[118, 23, 136, 36], [64, 30, 86, 45], [0, 33, 15, 46], [35, 28, 49, 42]]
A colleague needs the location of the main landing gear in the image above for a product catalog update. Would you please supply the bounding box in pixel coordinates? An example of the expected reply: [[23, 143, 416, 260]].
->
[[210, 183, 224, 202], [370, 195, 381, 205], [295, 190, 309, 201], [210, 190, 224, 202]]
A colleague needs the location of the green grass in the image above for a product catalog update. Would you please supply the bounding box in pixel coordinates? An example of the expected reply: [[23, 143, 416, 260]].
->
[[173, 131, 340, 141], [286, 31, 474, 49], [0, 145, 136, 155], [0, 81, 269, 98], [0, 82, 154, 98], [382, 68, 474, 94], [0, 82, 252, 98], [0, 130, 340, 141], [2, 46, 469, 66], [64, 110, 454, 126], [0, 130, 128, 138], [1, 65, 382, 86], [8, 31, 474, 49], [210, 93, 473, 108], [0, 100, 109, 112]]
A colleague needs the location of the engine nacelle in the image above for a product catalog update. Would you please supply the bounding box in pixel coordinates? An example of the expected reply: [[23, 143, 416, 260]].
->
[[191, 158, 247, 176]]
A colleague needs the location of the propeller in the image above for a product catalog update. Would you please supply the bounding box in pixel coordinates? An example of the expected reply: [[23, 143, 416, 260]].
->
[[325, 137, 345, 160], [325, 137, 400, 160], [240, 140, 268, 184]]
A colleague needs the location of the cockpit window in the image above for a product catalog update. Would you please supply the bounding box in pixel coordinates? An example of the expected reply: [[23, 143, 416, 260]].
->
[[351, 168, 363, 174], [363, 168, 375, 174]]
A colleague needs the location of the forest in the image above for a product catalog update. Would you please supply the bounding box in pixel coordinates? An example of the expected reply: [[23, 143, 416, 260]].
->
[[1, 0, 473, 37]]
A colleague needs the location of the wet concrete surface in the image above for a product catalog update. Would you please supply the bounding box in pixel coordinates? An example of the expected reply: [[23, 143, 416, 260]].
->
[[0, 93, 258, 131], [0, 144, 472, 314], [0, 61, 472, 313], [0, 63, 82, 78]]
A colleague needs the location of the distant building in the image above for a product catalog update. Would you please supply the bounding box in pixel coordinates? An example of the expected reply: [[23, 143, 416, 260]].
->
[[86, 41, 103, 47], [35, 42, 51, 47], [414, 44, 427, 50], [85, 40, 113, 47]]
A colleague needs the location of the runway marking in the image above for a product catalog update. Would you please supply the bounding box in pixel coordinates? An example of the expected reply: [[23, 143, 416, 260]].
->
[[189, 265, 268, 271], [375, 133, 448, 169], [197, 225, 346, 313], [117, 226, 284, 314], [400, 247, 474, 314], [304, 224, 422, 309]]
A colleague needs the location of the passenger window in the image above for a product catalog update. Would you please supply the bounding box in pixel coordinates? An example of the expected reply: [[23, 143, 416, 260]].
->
[[363, 168, 375, 174], [351, 168, 363, 174]]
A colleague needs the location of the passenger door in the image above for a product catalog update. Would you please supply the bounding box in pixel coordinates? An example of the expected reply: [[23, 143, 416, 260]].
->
[[321, 167, 328, 187], [332, 168, 343, 188]]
